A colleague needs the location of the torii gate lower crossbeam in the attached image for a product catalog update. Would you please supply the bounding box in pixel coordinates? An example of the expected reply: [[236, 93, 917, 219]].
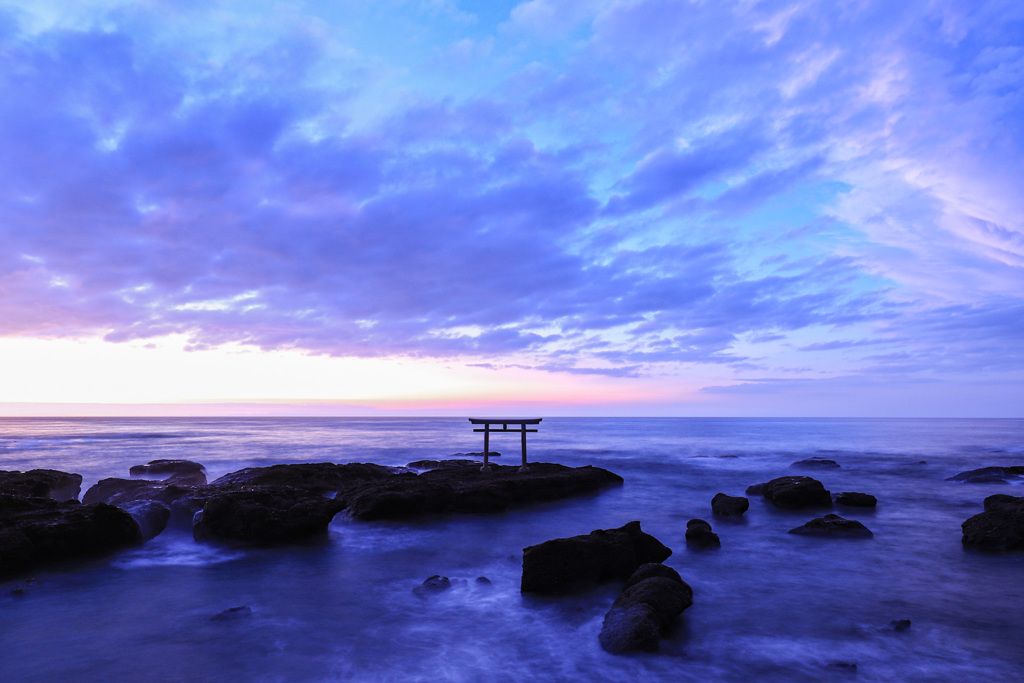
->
[[468, 418, 542, 472]]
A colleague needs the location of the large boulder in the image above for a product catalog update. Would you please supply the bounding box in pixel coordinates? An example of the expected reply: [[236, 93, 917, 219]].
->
[[0, 469, 83, 501], [598, 564, 693, 654], [192, 487, 344, 546], [961, 494, 1024, 551], [711, 492, 749, 517], [788, 513, 873, 538], [747, 476, 832, 510], [521, 521, 671, 594], [946, 466, 1024, 484], [0, 494, 141, 578], [130, 459, 207, 485], [339, 462, 623, 521], [212, 462, 393, 492]]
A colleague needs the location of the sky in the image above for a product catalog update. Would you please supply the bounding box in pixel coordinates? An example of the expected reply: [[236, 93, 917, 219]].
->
[[0, 0, 1022, 417]]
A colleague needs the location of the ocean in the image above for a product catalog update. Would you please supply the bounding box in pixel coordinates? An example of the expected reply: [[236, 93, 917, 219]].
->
[[1, 417, 1022, 682]]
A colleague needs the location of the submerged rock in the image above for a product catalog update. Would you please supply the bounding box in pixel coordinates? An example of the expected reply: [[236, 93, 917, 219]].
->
[[211, 606, 252, 621], [747, 476, 832, 510], [339, 462, 623, 521], [889, 619, 912, 632], [122, 500, 172, 541], [0, 469, 83, 501], [834, 492, 877, 508], [130, 459, 207, 485], [789, 513, 873, 538], [598, 564, 693, 654], [947, 466, 1024, 484], [413, 575, 452, 597], [0, 494, 141, 578], [521, 521, 671, 594], [961, 494, 1024, 551], [791, 458, 841, 469], [685, 519, 721, 549], [711, 492, 748, 517]]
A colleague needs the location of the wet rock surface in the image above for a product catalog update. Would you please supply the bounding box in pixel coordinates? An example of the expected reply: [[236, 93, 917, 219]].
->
[[711, 492, 748, 517], [192, 487, 344, 545], [947, 466, 1024, 484], [0, 469, 82, 501], [338, 462, 623, 521], [685, 518, 721, 549], [747, 476, 833, 510], [834, 491, 877, 508], [130, 459, 208, 485], [521, 521, 671, 594], [0, 493, 141, 578], [792, 458, 841, 469], [598, 563, 693, 654], [961, 494, 1024, 551], [413, 575, 452, 597], [788, 513, 873, 538]]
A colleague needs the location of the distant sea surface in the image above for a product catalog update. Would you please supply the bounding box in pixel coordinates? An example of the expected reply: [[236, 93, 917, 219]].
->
[[1, 417, 1023, 682]]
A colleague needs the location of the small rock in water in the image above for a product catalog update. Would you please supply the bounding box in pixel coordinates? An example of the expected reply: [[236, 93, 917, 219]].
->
[[826, 661, 858, 673], [889, 619, 912, 632], [834, 492, 877, 508], [947, 465, 1024, 484], [711, 492, 749, 517], [748, 476, 833, 510], [211, 606, 252, 621], [598, 564, 694, 654], [789, 513, 873, 538], [475, 576, 492, 585], [685, 519, 721, 549], [961, 494, 1024, 551], [413, 575, 452, 597], [792, 458, 841, 469]]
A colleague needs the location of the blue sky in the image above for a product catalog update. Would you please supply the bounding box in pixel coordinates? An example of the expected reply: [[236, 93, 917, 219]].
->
[[0, 0, 1021, 416]]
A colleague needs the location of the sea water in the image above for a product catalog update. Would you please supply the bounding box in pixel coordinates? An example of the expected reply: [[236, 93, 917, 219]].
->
[[1, 417, 1022, 682]]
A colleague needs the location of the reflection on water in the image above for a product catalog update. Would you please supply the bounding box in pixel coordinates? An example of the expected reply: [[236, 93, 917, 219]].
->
[[1, 417, 1023, 681]]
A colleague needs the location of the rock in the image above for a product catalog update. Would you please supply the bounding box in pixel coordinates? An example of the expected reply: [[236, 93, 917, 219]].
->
[[748, 476, 832, 510], [792, 458, 841, 469], [211, 606, 252, 621], [475, 576, 492, 585], [624, 563, 683, 589], [451, 452, 500, 458], [0, 469, 83, 501], [192, 487, 343, 545], [406, 459, 479, 470], [711, 492, 749, 517], [685, 519, 721, 549], [130, 459, 207, 485], [889, 619, 912, 632], [339, 462, 623, 521], [0, 494, 141, 578], [961, 494, 1024, 551], [212, 462, 394, 493], [122, 500, 172, 541], [413, 575, 452, 597], [598, 566, 693, 654], [834, 492, 877, 508], [521, 521, 672, 594], [788, 513, 873, 538], [947, 466, 1024, 484]]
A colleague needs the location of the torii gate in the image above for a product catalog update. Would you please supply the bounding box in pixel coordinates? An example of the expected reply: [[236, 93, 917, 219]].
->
[[468, 418, 542, 472]]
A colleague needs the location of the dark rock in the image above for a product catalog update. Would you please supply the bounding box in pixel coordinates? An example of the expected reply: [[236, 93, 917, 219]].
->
[[834, 491, 877, 508], [339, 462, 623, 521], [947, 466, 1024, 484], [211, 605, 252, 621], [475, 576, 492, 585], [130, 459, 207, 485], [521, 521, 671, 594], [788, 513, 873, 538], [598, 566, 693, 654], [193, 487, 343, 545], [406, 459, 478, 470], [827, 661, 858, 673], [212, 462, 393, 493], [0, 469, 83, 501], [961, 494, 1024, 551], [122, 500, 172, 541], [745, 482, 765, 495], [413, 575, 452, 597], [623, 563, 683, 589], [792, 458, 841, 469], [749, 476, 832, 510], [711, 492, 749, 517], [451, 452, 500, 458], [0, 494, 141, 578], [685, 519, 721, 549], [889, 619, 912, 632]]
